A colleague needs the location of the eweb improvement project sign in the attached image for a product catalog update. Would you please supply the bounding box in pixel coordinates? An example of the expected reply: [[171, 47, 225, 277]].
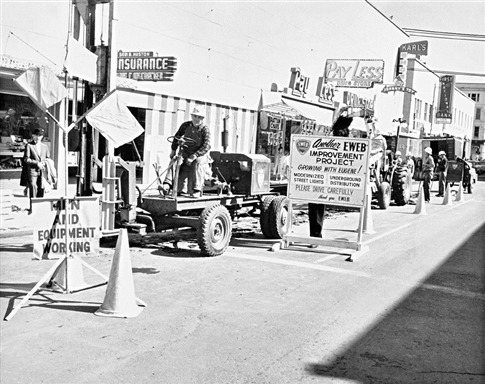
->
[[288, 135, 370, 207]]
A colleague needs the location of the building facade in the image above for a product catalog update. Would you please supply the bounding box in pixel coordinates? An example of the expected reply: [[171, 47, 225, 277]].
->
[[456, 82, 485, 160]]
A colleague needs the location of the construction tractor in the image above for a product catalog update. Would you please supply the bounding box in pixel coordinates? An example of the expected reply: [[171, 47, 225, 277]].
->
[[107, 136, 289, 257], [366, 120, 412, 209]]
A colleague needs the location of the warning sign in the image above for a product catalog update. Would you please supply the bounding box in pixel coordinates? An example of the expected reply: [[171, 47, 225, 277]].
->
[[32, 197, 100, 259], [288, 135, 370, 207]]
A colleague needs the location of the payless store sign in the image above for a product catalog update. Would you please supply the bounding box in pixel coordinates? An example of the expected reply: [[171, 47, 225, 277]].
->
[[117, 51, 177, 81], [324, 59, 384, 88]]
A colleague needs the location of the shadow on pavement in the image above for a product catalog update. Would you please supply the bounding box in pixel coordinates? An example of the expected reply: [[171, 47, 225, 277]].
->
[[305, 223, 485, 383], [0, 243, 33, 253]]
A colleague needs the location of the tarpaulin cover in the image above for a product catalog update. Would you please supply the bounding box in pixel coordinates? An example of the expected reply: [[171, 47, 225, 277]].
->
[[14, 66, 68, 111], [86, 92, 144, 148]]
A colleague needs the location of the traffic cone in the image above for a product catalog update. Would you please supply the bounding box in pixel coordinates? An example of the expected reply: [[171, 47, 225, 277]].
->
[[455, 183, 464, 203], [442, 184, 452, 206], [357, 192, 375, 234], [95, 229, 143, 318], [413, 185, 427, 215], [49, 256, 87, 292]]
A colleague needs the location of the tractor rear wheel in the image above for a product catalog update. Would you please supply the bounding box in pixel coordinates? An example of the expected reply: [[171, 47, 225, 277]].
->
[[197, 204, 232, 256], [260, 195, 277, 238], [377, 182, 391, 209], [392, 166, 412, 206]]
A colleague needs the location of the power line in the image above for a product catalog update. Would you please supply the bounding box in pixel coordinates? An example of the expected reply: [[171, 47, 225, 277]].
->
[[7, 31, 58, 65]]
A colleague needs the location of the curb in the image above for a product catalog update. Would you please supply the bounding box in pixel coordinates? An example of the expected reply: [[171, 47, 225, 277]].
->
[[0, 229, 33, 239]]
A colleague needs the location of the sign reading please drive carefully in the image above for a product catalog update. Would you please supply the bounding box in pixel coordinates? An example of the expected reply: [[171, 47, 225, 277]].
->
[[288, 135, 370, 207]]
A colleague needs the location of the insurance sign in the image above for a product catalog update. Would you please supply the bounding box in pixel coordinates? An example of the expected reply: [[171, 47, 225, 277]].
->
[[288, 135, 370, 207], [117, 51, 177, 81]]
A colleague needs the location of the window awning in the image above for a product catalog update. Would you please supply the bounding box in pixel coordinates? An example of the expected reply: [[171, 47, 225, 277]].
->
[[259, 90, 335, 126], [281, 97, 334, 127]]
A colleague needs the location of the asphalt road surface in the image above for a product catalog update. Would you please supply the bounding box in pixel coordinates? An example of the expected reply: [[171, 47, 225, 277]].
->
[[1, 180, 484, 384]]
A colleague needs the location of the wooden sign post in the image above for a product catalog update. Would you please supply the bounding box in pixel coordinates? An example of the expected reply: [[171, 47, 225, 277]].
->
[[282, 134, 371, 261]]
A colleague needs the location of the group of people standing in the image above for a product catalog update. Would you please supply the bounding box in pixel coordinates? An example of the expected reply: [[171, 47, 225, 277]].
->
[[421, 147, 449, 203]]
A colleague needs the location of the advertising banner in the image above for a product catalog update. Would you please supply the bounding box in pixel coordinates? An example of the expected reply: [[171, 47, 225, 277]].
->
[[288, 135, 370, 207], [32, 197, 100, 260], [436, 75, 455, 124]]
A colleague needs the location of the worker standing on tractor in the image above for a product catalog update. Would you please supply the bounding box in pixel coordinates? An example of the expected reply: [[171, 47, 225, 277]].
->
[[161, 105, 211, 198], [435, 150, 448, 197], [422, 147, 435, 203]]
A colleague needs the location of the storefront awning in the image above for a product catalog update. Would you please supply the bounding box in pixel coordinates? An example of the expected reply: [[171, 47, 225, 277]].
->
[[259, 91, 335, 126], [281, 97, 334, 127]]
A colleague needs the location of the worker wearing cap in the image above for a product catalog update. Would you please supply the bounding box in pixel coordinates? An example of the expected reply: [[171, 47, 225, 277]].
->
[[23, 128, 50, 213], [162, 105, 211, 198], [422, 147, 435, 203], [436, 150, 448, 197], [393, 150, 403, 165]]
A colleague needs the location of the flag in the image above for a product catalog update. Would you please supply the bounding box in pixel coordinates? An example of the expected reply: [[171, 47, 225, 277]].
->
[[14, 66, 68, 111], [85, 92, 144, 148], [64, 36, 98, 83], [73, 0, 89, 25]]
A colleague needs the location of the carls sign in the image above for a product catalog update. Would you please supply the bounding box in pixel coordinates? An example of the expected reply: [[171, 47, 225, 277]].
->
[[399, 41, 428, 56]]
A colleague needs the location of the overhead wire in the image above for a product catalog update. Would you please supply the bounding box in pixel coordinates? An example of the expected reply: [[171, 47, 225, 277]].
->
[[8, 31, 58, 65]]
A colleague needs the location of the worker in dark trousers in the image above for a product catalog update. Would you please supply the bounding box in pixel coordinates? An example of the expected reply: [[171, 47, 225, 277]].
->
[[308, 113, 352, 247], [436, 150, 448, 197]]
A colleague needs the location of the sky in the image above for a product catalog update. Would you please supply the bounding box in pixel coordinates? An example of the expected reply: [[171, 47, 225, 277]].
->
[[1, 0, 484, 108]]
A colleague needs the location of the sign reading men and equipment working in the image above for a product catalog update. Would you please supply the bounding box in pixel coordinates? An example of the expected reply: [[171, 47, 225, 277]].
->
[[32, 197, 100, 260], [117, 51, 177, 81], [288, 135, 370, 208]]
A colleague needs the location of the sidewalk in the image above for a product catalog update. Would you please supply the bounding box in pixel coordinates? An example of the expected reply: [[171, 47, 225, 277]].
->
[[0, 178, 77, 238]]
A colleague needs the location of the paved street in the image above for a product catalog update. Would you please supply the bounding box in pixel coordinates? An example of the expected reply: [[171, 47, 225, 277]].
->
[[1, 179, 484, 384]]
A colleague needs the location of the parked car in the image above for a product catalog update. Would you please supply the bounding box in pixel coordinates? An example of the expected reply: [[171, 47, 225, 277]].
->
[[471, 160, 485, 175]]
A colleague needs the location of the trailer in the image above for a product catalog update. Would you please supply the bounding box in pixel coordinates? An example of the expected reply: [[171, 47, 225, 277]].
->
[[115, 150, 290, 256]]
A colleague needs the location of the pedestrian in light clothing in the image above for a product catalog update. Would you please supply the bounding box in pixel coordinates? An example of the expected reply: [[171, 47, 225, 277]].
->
[[23, 128, 50, 213], [422, 147, 435, 203], [161, 105, 211, 198], [436, 150, 448, 197]]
